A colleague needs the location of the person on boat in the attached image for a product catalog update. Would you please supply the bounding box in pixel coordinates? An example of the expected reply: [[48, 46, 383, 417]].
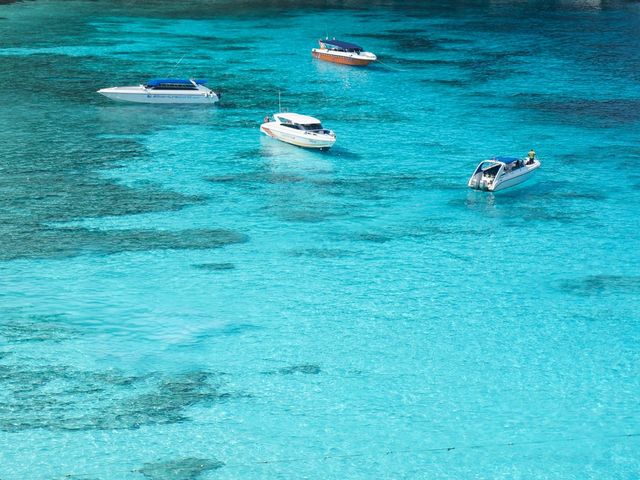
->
[[263, 115, 270, 123], [527, 149, 536, 164]]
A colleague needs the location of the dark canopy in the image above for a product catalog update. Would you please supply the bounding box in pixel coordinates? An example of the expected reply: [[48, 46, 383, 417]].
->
[[146, 78, 207, 87], [322, 39, 363, 51], [493, 156, 519, 164]]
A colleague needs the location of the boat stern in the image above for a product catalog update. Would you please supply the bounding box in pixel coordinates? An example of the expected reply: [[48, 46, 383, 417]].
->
[[468, 160, 503, 191]]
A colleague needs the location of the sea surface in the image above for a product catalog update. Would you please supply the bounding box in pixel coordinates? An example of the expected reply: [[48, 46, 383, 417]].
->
[[1, 0, 639, 478]]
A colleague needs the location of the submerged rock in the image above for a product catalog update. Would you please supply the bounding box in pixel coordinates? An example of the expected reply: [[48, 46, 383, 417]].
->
[[0, 368, 235, 432], [192, 262, 236, 271], [139, 457, 224, 480], [278, 364, 321, 375], [560, 275, 640, 295]]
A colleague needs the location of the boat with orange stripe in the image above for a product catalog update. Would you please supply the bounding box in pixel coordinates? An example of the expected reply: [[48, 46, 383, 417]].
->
[[311, 38, 377, 66]]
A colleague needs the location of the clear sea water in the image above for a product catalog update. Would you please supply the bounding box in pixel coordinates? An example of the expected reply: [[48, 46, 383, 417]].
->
[[1, 0, 639, 478]]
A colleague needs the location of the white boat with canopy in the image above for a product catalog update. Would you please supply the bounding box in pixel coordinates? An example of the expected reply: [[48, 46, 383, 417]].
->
[[468, 156, 541, 191], [97, 78, 220, 104], [311, 39, 377, 66], [260, 112, 336, 150]]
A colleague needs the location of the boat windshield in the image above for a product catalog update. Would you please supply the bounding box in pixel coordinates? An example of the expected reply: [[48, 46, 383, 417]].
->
[[322, 40, 363, 53], [481, 161, 499, 170], [300, 123, 323, 131], [479, 162, 501, 177], [327, 45, 361, 53]]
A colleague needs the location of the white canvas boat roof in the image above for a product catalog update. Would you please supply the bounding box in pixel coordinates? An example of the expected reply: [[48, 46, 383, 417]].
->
[[275, 112, 321, 125]]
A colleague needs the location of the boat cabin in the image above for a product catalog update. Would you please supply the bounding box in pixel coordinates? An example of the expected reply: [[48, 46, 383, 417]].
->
[[473, 156, 526, 177], [144, 78, 207, 90], [274, 113, 330, 133]]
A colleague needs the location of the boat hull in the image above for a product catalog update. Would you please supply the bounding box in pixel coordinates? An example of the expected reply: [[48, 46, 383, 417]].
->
[[97, 88, 219, 104], [311, 49, 376, 66], [490, 168, 537, 191], [260, 124, 336, 150], [468, 161, 540, 192]]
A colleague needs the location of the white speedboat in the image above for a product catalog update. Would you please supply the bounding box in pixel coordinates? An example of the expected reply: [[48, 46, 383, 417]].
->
[[468, 156, 541, 192], [312, 38, 377, 66], [97, 78, 220, 104], [260, 113, 336, 150]]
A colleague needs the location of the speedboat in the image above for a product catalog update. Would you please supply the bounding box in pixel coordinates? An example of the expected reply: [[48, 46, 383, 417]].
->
[[468, 156, 541, 192], [97, 78, 220, 104], [260, 113, 336, 150], [311, 38, 377, 66]]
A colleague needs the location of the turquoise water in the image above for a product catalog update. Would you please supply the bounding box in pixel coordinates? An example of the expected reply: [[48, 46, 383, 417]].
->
[[1, 0, 640, 478]]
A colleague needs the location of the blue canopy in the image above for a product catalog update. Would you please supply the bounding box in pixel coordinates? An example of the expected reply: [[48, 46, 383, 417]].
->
[[492, 156, 519, 164], [322, 39, 363, 51], [146, 78, 207, 86]]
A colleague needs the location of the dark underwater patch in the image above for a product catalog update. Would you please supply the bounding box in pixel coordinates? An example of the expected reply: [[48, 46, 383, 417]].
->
[[287, 248, 352, 258], [205, 171, 442, 201], [311, 173, 459, 198], [448, 194, 588, 224], [496, 181, 608, 202], [323, 147, 362, 161], [217, 323, 262, 336], [421, 78, 470, 88], [279, 364, 321, 375], [138, 457, 224, 480], [514, 95, 640, 127], [218, 79, 329, 110], [455, 53, 527, 81], [192, 262, 236, 271], [351, 31, 444, 52], [0, 368, 237, 432], [258, 364, 322, 377], [245, 67, 274, 73], [276, 208, 335, 223], [220, 45, 251, 51], [395, 58, 458, 67], [206, 173, 252, 184], [0, 314, 79, 344], [578, 144, 640, 165], [559, 275, 640, 296], [357, 233, 393, 243], [386, 28, 428, 34], [269, 174, 308, 185], [519, 209, 582, 223], [0, 227, 247, 261]]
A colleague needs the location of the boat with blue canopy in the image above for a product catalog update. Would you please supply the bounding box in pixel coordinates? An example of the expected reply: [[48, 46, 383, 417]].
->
[[468, 154, 541, 191], [312, 38, 377, 66], [97, 78, 220, 104]]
